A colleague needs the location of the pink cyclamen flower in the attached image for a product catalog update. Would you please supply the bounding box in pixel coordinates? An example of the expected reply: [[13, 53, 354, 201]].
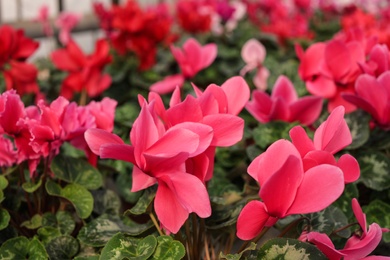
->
[[343, 71, 390, 130], [237, 139, 345, 240], [289, 106, 360, 183], [0, 135, 17, 167], [240, 38, 269, 90], [246, 75, 323, 125], [307, 198, 389, 260], [35, 5, 53, 37], [55, 12, 81, 45], [296, 39, 365, 112], [85, 101, 213, 233], [150, 38, 217, 94]]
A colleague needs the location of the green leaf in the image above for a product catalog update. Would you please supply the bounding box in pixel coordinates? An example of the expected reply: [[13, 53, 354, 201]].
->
[[332, 183, 359, 219], [220, 242, 256, 260], [41, 211, 75, 235], [0, 190, 3, 203], [257, 238, 327, 260], [363, 200, 390, 242], [93, 189, 122, 215], [46, 180, 94, 219], [20, 214, 42, 229], [46, 235, 79, 260], [100, 233, 157, 260], [344, 110, 370, 149], [306, 205, 350, 238], [357, 151, 390, 191], [125, 187, 156, 215], [0, 208, 10, 230], [0, 236, 48, 259], [37, 226, 62, 245], [150, 236, 185, 260], [0, 175, 8, 190], [74, 256, 100, 260], [252, 121, 297, 149], [78, 214, 153, 247], [22, 177, 42, 193], [51, 156, 103, 190], [116, 172, 142, 204]]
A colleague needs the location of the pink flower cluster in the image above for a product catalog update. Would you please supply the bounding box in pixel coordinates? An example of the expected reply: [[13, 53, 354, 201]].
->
[[85, 76, 250, 234], [0, 90, 116, 175], [237, 106, 360, 240]]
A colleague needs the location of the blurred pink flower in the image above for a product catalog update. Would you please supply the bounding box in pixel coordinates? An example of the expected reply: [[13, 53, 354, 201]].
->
[[55, 12, 81, 45], [35, 5, 53, 36]]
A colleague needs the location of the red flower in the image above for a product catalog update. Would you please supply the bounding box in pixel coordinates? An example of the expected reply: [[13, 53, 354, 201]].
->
[[51, 39, 112, 100], [176, 0, 214, 34], [0, 25, 40, 96]]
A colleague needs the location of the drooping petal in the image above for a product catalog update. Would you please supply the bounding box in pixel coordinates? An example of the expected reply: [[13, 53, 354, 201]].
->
[[260, 155, 304, 217], [351, 198, 367, 235], [236, 201, 270, 240], [200, 43, 217, 69], [84, 128, 124, 155], [202, 114, 244, 147], [306, 76, 337, 98], [337, 154, 360, 183], [219, 76, 250, 115], [131, 165, 157, 192], [287, 164, 344, 215], [307, 232, 345, 260], [297, 42, 326, 79], [143, 152, 188, 175], [325, 40, 351, 81], [253, 67, 270, 91], [100, 143, 135, 164], [154, 179, 189, 234], [245, 90, 273, 123]]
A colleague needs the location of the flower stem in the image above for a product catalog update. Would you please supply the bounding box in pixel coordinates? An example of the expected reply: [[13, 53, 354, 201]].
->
[[149, 212, 164, 236], [79, 88, 88, 106]]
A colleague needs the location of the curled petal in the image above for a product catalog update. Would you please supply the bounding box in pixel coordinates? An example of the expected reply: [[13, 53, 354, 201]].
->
[[237, 201, 270, 240], [202, 114, 244, 147], [84, 128, 124, 155], [337, 154, 360, 183]]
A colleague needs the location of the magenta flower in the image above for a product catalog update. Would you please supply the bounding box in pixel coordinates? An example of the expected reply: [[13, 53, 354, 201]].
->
[[240, 38, 269, 90], [236, 139, 345, 240], [85, 101, 213, 233], [0, 135, 17, 167], [246, 75, 323, 125], [150, 38, 217, 94], [307, 198, 388, 260], [289, 106, 360, 183]]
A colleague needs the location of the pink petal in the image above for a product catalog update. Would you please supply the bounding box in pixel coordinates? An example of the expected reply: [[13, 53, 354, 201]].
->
[[200, 43, 217, 69], [201, 84, 228, 114], [241, 38, 266, 65], [221, 76, 251, 115], [169, 122, 213, 156], [249, 139, 302, 186], [84, 128, 124, 155], [260, 155, 304, 217], [298, 43, 326, 79], [337, 154, 360, 183], [131, 165, 157, 192], [253, 67, 270, 91], [143, 152, 188, 174], [325, 40, 351, 81], [351, 198, 367, 234], [302, 150, 336, 172], [236, 201, 270, 240], [160, 172, 211, 218], [145, 128, 200, 157], [245, 90, 273, 123], [306, 76, 337, 98], [169, 86, 182, 107], [341, 223, 383, 260], [268, 98, 289, 121], [314, 106, 352, 154], [307, 232, 345, 259], [150, 74, 185, 94], [154, 179, 189, 234], [100, 143, 135, 164], [288, 164, 344, 215], [166, 95, 203, 125], [289, 96, 323, 125], [202, 114, 243, 147], [341, 94, 380, 122], [289, 126, 315, 157], [271, 76, 298, 104]]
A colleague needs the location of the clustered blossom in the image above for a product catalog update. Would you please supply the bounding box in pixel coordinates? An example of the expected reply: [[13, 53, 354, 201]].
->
[[0, 25, 40, 97], [85, 76, 250, 233], [237, 106, 360, 240], [0, 90, 116, 175]]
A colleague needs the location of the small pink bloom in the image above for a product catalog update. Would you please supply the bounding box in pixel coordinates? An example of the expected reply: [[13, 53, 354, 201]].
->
[[237, 139, 345, 240], [240, 38, 269, 90], [171, 38, 217, 79], [246, 75, 323, 125], [0, 135, 17, 167], [35, 5, 53, 37], [55, 12, 81, 45]]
